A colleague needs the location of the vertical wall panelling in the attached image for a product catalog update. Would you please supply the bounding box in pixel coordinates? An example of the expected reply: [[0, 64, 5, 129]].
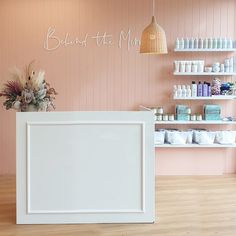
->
[[0, 0, 236, 175]]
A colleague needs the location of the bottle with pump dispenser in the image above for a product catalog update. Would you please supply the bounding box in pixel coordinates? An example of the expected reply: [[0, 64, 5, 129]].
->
[[197, 82, 203, 96], [191, 81, 197, 97], [207, 83, 211, 96], [203, 82, 208, 97]]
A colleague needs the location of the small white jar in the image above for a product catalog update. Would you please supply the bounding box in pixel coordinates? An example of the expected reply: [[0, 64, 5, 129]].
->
[[168, 114, 175, 121], [156, 107, 164, 114], [196, 114, 202, 121], [156, 114, 163, 121], [162, 114, 169, 121], [191, 114, 196, 121]]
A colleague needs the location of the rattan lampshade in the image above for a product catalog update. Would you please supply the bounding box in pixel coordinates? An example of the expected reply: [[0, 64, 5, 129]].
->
[[140, 16, 168, 54]]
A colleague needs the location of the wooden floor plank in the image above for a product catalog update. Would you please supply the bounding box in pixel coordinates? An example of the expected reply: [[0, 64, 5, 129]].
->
[[0, 175, 236, 236]]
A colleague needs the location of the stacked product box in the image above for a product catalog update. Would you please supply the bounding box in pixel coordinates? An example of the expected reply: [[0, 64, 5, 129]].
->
[[176, 105, 190, 121], [204, 105, 221, 120]]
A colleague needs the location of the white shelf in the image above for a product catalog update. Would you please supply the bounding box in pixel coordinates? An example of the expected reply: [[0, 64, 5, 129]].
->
[[174, 48, 236, 52], [155, 143, 236, 148], [155, 120, 236, 125], [173, 95, 236, 100], [173, 72, 236, 76]]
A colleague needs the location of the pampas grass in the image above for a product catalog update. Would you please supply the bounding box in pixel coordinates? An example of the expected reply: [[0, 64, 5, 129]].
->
[[0, 61, 57, 112]]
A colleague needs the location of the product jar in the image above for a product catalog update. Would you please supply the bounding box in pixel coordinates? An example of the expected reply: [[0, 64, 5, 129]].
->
[[196, 114, 202, 121], [191, 114, 196, 121], [156, 114, 163, 121], [162, 114, 169, 121], [156, 107, 164, 114], [168, 114, 175, 121]]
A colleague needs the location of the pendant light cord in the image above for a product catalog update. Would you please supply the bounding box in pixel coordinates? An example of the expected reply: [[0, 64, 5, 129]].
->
[[152, 0, 155, 16]]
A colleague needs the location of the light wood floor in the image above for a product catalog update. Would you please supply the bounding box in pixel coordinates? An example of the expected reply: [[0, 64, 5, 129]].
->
[[1, 175, 236, 236]]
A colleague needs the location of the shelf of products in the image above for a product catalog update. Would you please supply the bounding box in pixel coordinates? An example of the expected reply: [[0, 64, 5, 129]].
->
[[174, 49, 236, 52], [173, 72, 236, 76], [155, 120, 236, 125], [173, 95, 236, 100], [155, 143, 236, 148], [154, 38, 236, 149], [175, 37, 236, 52]]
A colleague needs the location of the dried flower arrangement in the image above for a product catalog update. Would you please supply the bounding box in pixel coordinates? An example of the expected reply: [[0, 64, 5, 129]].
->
[[0, 61, 57, 112]]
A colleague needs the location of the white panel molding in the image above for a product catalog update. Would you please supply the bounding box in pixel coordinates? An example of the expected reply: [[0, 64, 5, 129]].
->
[[26, 121, 146, 215]]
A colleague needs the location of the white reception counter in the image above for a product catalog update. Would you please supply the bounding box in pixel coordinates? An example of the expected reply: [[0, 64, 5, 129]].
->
[[16, 111, 155, 224]]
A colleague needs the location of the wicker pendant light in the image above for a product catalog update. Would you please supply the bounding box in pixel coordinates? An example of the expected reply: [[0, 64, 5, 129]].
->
[[140, 0, 168, 54]]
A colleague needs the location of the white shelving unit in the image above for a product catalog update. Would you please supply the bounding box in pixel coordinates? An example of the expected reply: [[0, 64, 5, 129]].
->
[[173, 72, 236, 76], [155, 143, 236, 148], [173, 95, 236, 100], [155, 120, 236, 125], [174, 48, 236, 52], [154, 43, 236, 149]]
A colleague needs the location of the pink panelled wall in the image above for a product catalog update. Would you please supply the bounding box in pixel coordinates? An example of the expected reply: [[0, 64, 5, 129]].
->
[[0, 0, 236, 175]]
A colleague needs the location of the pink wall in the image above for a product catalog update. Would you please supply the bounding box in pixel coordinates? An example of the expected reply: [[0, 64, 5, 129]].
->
[[0, 0, 236, 175]]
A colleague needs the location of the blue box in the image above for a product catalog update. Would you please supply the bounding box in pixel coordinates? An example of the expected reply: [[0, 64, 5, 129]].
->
[[176, 105, 190, 121], [204, 105, 221, 120]]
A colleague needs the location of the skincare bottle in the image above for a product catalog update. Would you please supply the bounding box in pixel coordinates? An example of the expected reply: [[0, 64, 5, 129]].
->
[[228, 38, 233, 49], [182, 85, 187, 97], [180, 38, 184, 49], [207, 83, 211, 96], [213, 38, 217, 49], [186, 85, 191, 97], [189, 38, 194, 49], [217, 38, 222, 49], [234, 56, 236, 73], [177, 85, 182, 97], [194, 38, 199, 49], [184, 38, 189, 49], [203, 38, 208, 49], [203, 82, 208, 97], [191, 81, 197, 97], [220, 63, 225, 72], [199, 38, 203, 49], [208, 38, 213, 49], [197, 81, 203, 96], [222, 37, 227, 49], [175, 38, 179, 49], [173, 85, 178, 97]]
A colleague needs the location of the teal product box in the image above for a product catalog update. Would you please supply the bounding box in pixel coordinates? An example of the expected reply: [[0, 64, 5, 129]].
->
[[176, 105, 190, 121], [176, 114, 190, 121], [204, 104, 221, 120]]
